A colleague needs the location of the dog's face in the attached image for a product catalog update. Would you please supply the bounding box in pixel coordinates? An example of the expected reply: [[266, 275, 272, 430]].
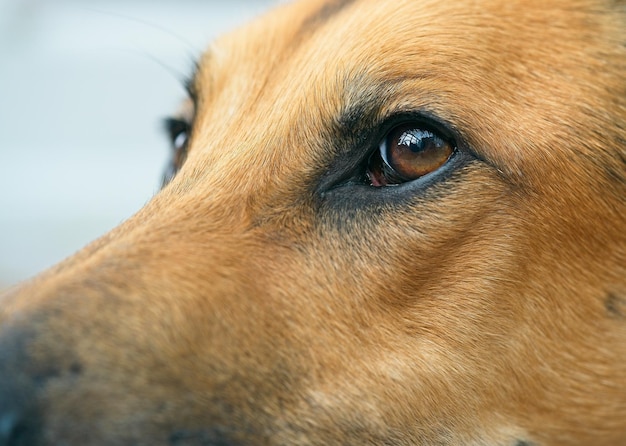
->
[[1, 0, 625, 444]]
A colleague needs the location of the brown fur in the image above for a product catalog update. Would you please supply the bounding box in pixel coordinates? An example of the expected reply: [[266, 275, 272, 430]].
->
[[1, 0, 625, 444]]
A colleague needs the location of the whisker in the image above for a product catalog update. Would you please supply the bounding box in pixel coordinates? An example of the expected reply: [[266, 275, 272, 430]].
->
[[77, 6, 201, 56], [116, 48, 197, 93]]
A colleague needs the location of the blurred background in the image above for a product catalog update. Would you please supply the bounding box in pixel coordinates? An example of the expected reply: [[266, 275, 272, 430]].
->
[[0, 0, 276, 287]]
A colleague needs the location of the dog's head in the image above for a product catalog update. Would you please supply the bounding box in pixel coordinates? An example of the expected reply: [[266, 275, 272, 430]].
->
[[1, 0, 625, 444]]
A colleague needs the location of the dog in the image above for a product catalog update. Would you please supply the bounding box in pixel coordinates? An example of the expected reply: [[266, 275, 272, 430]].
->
[[1, 0, 625, 444]]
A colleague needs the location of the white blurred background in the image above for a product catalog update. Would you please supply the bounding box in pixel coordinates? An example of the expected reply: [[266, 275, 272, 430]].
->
[[0, 0, 276, 286]]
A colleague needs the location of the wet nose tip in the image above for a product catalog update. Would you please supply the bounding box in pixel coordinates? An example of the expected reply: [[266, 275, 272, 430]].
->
[[0, 391, 29, 446], [0, 335, 41, 446], [0, 413, 21, 446]]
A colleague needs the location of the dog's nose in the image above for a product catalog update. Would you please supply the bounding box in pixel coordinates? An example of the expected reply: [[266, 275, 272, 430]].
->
[[0, 332, 42, 446], [0, 395, 27, 446]]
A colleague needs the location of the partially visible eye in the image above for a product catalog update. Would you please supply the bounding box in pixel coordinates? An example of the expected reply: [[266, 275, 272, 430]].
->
[[367, 123, 455, 186], [162, 118, 190, 187]]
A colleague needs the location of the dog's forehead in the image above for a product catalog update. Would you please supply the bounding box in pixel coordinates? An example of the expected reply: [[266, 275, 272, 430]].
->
[[200, 0, 620, 94], [181, 0, 624, 189]]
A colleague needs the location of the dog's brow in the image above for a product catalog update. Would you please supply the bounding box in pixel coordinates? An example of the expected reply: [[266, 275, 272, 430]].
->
[[335, 94, 382, 139], [334, 76, 430, 138]]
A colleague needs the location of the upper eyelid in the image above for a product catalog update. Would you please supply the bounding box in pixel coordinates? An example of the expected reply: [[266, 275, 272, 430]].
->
[[335, 89, 461, 147], [338, 108, 462, 165]]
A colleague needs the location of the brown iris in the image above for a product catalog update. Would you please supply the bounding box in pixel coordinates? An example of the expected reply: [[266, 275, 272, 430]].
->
[[367, 123, 454, 186]]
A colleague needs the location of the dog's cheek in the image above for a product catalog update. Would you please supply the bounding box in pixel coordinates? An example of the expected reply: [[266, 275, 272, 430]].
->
[[244, 174, 529, 438]]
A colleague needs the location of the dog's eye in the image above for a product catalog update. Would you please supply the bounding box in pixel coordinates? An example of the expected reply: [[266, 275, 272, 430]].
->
[[162, 118, 190, 186], [367, 123, 454, 186]]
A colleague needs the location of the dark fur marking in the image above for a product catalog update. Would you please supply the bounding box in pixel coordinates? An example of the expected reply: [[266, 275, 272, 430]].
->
[[606, 138, 626, 185], [605, 292, 626, 318], [602, 149, 626, 186], [299, 0, 358, 37]]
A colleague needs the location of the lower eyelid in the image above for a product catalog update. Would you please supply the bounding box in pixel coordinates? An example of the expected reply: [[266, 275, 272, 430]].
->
[[319, 152, 474, 211]]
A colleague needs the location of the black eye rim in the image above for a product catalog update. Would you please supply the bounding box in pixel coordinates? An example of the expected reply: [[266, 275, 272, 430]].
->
[[319, 110, 471, 196], [164, 117, 191, 147]]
